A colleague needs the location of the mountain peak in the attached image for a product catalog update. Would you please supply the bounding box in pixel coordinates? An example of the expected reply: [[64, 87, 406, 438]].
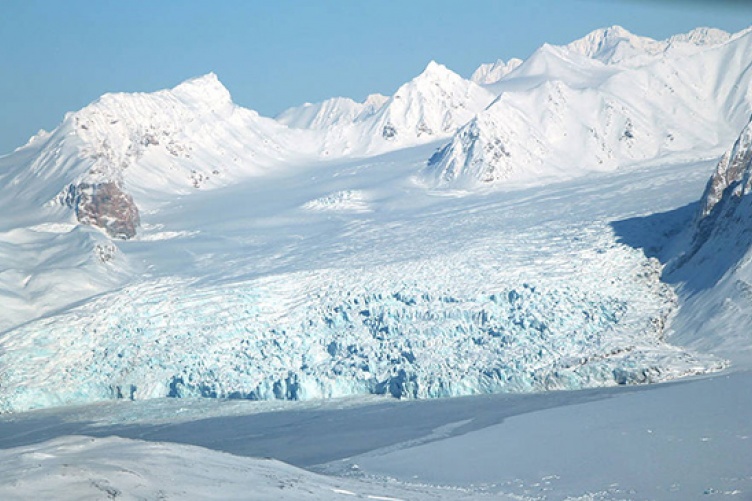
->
[[401, 60, 468, 94], [569, 25, 643, 47], [170, 72, 232, 106], [416, 60, 457, 80], [364, 93, 389, 108], [424, 59, 444, 71], [559, 25, 672, 66], [601, 25, 634, 38]]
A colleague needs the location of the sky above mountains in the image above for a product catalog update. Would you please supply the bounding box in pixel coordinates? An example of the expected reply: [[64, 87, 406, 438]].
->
[[1, 0, 751, 155]]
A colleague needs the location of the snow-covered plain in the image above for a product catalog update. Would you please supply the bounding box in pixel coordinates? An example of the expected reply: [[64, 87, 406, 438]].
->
[[1, 24, 752, 500]]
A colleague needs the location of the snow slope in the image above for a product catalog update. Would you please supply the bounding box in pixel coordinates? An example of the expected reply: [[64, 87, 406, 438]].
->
[[1, 370, 749, 500], [0, 435, 488, 500], [337, 370, 752, 500], [427, 26, 752, 187]]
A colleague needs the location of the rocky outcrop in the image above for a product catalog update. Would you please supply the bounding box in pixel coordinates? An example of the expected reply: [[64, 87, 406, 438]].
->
[[690, 117, 752, 257], [64, 182, 140, 239], [697, 118, 752, 222], [670, 117, 752, 282]]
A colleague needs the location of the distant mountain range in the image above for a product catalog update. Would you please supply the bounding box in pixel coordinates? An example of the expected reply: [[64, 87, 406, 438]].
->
[[3, 25, 751, 240]]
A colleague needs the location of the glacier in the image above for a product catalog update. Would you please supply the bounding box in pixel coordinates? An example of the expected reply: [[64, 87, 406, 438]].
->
[[0, 260, 723, 412], [0, 144, 726, 412]]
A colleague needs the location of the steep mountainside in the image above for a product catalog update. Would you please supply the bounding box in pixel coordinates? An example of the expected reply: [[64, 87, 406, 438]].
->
[[696, 117, 752, 223], [660, 117, 752, 366], [670, 115, 752, 284]]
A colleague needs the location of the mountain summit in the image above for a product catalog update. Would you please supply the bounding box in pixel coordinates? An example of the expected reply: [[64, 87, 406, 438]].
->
[[0, 73, 309, 239], [169, 72, 234, 108]]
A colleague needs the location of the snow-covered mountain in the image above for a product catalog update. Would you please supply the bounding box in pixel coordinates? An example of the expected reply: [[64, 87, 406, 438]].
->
[[277, 61, 495, 156], [0, 73, 314, 239], [368, 62, 494, 145], [426, 26, 752, 187], [0, 62, 495, 244], [664, 116, 752, 364], [564, 25, 733, 66]]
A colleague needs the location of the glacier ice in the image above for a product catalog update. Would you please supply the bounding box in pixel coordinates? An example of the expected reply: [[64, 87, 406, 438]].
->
[[0, 237, 724, 413]]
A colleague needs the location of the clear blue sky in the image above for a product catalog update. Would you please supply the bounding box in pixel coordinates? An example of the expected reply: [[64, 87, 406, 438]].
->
[[1, 0, 751, 154]]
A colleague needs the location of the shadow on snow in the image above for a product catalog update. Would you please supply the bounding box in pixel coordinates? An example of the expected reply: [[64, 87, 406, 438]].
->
[[612, 192, 752, 294]]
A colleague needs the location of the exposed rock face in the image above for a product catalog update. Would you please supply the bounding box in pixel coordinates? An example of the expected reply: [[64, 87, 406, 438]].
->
[[64, 182, 140, 239], [698, 118, 752, 221], [675, 117, 752, 275]]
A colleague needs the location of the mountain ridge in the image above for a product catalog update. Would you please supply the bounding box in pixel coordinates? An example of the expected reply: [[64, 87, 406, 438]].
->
[[424, 25, 752, 188]]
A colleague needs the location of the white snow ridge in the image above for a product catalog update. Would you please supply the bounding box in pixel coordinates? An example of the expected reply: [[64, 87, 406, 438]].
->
[[470, 58, 523, 84]]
